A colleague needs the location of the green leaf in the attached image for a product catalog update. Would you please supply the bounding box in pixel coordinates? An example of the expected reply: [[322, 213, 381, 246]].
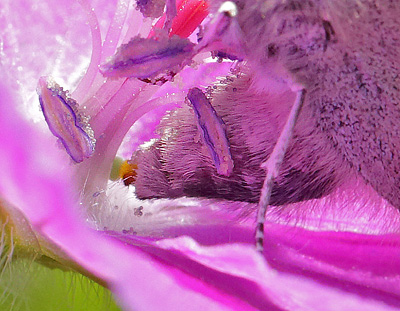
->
[[0, 259, 122, 311]]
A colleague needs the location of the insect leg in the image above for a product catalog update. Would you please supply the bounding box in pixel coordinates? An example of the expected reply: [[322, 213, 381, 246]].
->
[[256, 89, 307, 252]]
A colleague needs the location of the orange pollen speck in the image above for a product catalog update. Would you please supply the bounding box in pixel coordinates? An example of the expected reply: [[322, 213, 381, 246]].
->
[[119, 160, 138, 186]]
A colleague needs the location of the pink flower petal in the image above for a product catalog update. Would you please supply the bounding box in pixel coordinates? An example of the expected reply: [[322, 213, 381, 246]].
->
[[2, 0, 400, 310], [0, 80, 237, 311]]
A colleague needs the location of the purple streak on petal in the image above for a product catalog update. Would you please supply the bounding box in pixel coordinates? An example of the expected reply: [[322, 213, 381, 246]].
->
[[187, 87, 234, 176], [162, 235, 400, 311], [110, 228, 400, 311], [263, 224, 400, 306], [108, 233, 279, 311], [37, 77, 95, 163], [99, 188, 400, 310], [99, 35, 194, 79]]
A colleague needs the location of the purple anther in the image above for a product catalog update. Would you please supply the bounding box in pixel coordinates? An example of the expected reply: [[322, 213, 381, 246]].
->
[[37, 77, 95, 163], [100, 35, 194, 80], [187, 87, 234, 176]]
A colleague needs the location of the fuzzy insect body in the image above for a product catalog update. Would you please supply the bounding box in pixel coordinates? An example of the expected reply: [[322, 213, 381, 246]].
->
[[134, 0, 400, 214]]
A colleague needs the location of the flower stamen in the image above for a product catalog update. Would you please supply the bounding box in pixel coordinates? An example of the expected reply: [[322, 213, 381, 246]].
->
[[37, 77, 95, 163]]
